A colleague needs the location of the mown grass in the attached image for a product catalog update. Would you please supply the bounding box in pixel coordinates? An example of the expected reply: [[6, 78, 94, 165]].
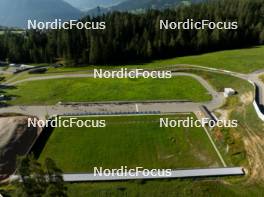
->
[[4, 178, 263, 197], [67, 180, 264, 197], [39, 115, 221, 172], [6, 76, 212, 105]]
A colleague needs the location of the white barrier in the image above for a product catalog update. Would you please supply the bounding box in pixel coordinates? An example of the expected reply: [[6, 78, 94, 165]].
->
[[253, 100, 264, 121], [248, 80, 264, 121]]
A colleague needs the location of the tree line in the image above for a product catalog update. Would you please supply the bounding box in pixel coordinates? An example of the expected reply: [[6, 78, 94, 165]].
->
[[0, 155, 67, 197], [0, 0, 263, 65]]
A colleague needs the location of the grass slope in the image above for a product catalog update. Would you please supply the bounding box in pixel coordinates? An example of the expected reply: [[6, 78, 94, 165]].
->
[[144, 46, 264, 73], [6, 76, 211, 105], [39, 115, 221, 172]]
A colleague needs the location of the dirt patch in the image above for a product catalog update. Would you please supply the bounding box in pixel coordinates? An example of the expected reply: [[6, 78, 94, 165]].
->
[[216, 91, 264, 182], [238, 97, 264, 183], [215, 109, 231, 120], [240, 92, 253, 105], [0, 116, 42, 180], [243, 124, 264, 183]]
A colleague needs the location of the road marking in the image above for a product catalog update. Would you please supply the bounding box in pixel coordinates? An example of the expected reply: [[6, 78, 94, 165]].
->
[[203, 126, 227, 167], [135, 104, 139, 112]]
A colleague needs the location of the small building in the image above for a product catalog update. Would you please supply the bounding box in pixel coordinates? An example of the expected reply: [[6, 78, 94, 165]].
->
[[224, 88, 236, 97]]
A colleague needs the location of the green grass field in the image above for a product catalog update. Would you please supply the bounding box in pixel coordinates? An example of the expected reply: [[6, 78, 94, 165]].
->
[[39, 115, 221, 172], [6, 76, 211, 105]]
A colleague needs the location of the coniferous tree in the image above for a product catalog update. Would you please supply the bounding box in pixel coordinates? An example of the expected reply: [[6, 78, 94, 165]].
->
[[0, 0, 263, 65]]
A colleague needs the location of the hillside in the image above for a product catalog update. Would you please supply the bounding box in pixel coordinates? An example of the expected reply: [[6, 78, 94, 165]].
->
[[87, 0, 200, 15], [0, 0, 81, 28], [64, 0, 125, 11], [112, 0, 197, 10]]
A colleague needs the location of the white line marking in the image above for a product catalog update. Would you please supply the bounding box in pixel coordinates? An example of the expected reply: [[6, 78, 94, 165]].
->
[[135, 104, 139, 112], [203, 126, 227, 167]]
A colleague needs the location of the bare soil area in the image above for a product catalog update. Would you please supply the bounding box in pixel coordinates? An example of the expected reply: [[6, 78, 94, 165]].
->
[[243, 126, 264, 182], [237, 92, 264, 182], [0, 116, 41, 180]]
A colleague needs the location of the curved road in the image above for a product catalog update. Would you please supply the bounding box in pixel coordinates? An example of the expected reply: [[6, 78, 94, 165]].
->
[[172, 64, 264, 104]]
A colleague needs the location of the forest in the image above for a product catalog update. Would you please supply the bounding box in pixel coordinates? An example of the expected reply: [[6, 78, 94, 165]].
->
[[0, 0, 263, 65]]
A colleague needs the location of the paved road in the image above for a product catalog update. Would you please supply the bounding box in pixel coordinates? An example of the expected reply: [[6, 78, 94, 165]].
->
[[0, 72, 225, 119]]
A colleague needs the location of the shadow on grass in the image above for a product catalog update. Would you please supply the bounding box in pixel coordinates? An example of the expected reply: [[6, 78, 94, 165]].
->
[[30, 120, 55, 159]]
